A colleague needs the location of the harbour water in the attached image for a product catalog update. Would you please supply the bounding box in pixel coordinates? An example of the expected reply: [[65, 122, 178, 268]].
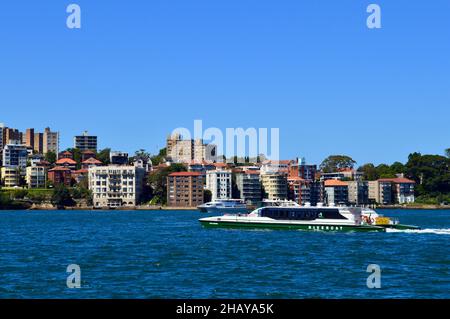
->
[[0, 209, 449, 299]]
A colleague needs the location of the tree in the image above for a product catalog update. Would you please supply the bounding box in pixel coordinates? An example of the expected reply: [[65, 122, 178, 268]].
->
[[406, 152, 450, 197], [390, 161, 406, 175], [148, 163, 187, 205], [376, 164, 396, 179], [358, 163, 378, 181], [446, 148, 450, 158], [51, 184, 75, 208], [45, 151, 57, 164], [150, 148, 167, 166], [203, 189, 212, 203], [96, 148, 111, 165], [320, 155, 356, 173]]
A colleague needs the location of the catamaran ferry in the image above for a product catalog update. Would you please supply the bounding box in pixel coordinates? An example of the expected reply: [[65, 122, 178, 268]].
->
[[199, 203, 419, 232]]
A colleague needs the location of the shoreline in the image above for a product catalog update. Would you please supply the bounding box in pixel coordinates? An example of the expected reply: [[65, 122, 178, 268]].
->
[[1, 204, 449, 211]]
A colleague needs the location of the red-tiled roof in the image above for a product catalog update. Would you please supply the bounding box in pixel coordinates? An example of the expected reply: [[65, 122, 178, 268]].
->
[[82, 150, 95, 154], [169, 172, 202, 177], [49, 167, 71, 172], [324, 179, 348, 187], [378, 178, 415, 184], [82, 157, 102, 164], [213, 163, 228, 168], [288, 176, 305, 181], [56, 158, 77, 165]]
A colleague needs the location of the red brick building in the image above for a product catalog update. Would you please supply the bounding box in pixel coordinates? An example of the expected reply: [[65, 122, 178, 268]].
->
[[167, 172, 204, 208], [48, 167, 72, 186]]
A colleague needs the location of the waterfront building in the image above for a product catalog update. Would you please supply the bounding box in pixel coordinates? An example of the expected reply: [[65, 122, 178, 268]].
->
[[206, 169, 232, 200], [289, 157, 317, 181], [48, 167, 72, 187], [261, 171, 288, 200], [1, 167, 20, 187], [347, 181, 369, 205], [88, 165, 146, 208], [369, 180, 393, 205], [2, 143, 28, 170], [235, 170, 262, 205], [167, 172, 205, 208], [324, 179, 349, 205], [166, 133, 217, 163], [110, 151, 129, 165], [74, 131, 97, 152], [26, 165, 47, 189], [133, 158, 152, 173], [55, 157, 77, 170], [377, 177, 416, 204]]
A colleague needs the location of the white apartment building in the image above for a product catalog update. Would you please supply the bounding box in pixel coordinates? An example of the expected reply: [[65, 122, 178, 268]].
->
[[89, 165, 146, 208], [206, 170, 232, 200], [26, 166, 47, 189]]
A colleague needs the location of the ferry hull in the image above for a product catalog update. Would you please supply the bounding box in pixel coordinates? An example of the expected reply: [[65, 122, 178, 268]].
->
[[200, 220, 385, 232]]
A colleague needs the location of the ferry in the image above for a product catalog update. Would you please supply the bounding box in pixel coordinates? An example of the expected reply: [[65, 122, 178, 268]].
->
[[199, 203, 420, 232], [197, 199, 248, 214]]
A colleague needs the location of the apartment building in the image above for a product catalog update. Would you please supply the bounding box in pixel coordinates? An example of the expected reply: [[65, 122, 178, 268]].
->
[[347, 181, 369, 205], [26, 165, 47, 189], [88, 165, 146, 208], [235, 170, 262, 205], [324, 179, 349, 205], [167, 172, 204, 207], [371, 177, 416, 204], [2, 143, 28, 170], [74, 131, 97, 152], [166, 133, 217, 163], [24, 127, 59, 155], [206, 169, 232, 200], [43, 127, 59, 154], [48, 167, 72, 187], [1, 167, 20, 187], [110, 151, 129, 165], [261, 171, 288, 200], [368, 180, 393, 205]]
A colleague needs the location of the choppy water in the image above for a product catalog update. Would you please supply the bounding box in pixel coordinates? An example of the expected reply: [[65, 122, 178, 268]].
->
[[0, 209, 449, 299]]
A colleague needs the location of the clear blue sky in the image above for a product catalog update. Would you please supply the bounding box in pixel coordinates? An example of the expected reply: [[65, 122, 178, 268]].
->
[[0, 1, 449, 166]]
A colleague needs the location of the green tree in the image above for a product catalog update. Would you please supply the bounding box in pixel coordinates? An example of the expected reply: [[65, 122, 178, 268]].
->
[[320, 155, 356, 173], [150, 148, 167, 166], [376, 164, 396, 179], [406, 152, 450, 197], [148, 163, 187, 205], [390, 161, 406, 175], [45, 151, 57, 164], [446, 148, 450, 158], [51, 184, 75, 208], [358, 163, 378, 181], [65, 148, 82, 169], [96, 148, 111, 165]]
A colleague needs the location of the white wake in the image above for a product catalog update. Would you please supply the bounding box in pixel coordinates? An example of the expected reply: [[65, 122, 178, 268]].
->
[[385, 228, 450, 235]]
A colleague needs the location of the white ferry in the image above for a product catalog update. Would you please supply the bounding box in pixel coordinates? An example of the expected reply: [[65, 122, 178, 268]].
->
[[199, 204, 419, 232], [197, 199, 248, 214]]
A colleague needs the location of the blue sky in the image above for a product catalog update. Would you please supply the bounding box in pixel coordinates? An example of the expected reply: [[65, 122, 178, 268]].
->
[[0, 1, 449, 166]]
